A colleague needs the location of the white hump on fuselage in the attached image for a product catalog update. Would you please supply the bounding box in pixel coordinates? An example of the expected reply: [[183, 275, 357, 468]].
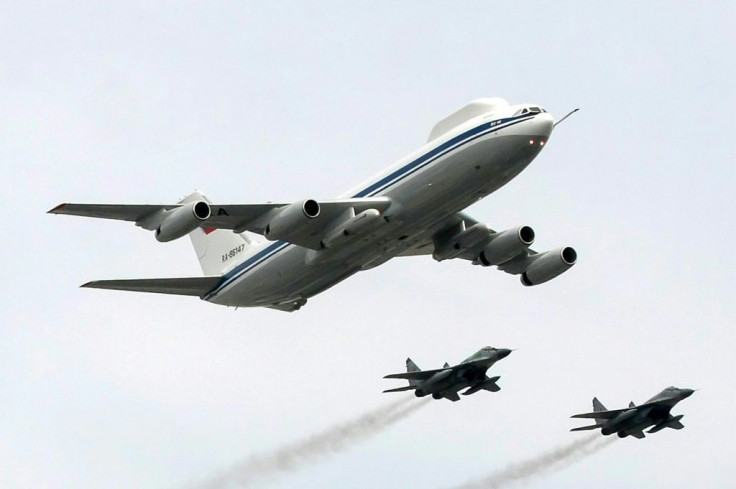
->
[[427, 97, 510, 142]]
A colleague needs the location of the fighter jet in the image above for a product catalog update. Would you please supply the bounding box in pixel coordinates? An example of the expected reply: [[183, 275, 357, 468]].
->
[[571, 386, 695, 439], [383, 347, 512, 402]]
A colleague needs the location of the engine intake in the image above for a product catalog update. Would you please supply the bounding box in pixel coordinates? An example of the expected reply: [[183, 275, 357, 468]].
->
[[264, 199, 321, 241], [479, 226, 535, 266], [520, 246, 577, 286], [155, 201, 211, 242]]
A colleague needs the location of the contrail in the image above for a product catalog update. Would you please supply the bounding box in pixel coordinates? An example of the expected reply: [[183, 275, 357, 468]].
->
[[450, 434, 616, 489], [188, 397, 427, 489]]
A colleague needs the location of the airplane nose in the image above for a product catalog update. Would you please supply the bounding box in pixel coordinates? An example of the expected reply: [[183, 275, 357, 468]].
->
[[534, 113, 555, 138], [681, 388, 695, 398]]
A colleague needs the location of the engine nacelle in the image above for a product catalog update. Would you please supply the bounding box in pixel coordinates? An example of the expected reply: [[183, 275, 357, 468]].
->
[[155, 201, 211, 242], [520, 246, 577, 286], [478, 226, 535, 266], [264, 199, 320, 241]]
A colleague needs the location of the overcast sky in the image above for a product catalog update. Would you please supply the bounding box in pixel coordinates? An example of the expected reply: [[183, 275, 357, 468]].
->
[[2, 2, 735, 488]]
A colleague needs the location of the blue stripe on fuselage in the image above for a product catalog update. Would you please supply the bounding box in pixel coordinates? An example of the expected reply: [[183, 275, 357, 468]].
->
[[205, 114, 534, 300]]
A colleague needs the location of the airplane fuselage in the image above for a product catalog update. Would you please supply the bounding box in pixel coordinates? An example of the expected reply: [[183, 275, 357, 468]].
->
[[206, 109, 555, 309]]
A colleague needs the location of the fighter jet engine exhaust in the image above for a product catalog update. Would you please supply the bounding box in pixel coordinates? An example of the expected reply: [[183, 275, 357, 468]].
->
[[449, 434, 615, 489], [187, 397, 428, 489]]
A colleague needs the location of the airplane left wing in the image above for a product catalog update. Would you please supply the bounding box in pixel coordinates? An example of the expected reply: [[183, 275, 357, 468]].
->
[[206, 197, 392, 249], [571, 407, 635, 419], [384, 367, 453, 381], [50, 197, 392, 249]]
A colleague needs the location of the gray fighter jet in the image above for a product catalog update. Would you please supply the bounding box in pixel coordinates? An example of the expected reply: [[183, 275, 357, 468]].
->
[[571, 386, 694, 439], [383, 347, 512, 402]]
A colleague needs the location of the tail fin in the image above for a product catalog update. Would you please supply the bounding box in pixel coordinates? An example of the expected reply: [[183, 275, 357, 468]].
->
[[406, 358, 422, 387], [180, 191, 260, 276], [592, 397, 608, 425]]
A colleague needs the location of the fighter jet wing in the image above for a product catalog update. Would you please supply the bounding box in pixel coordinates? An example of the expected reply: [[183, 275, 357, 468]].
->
[[572, 401, 660, 419], [50, 197, 392, 250], [570, 407, 635, 419], [384, 367, 454, 381]]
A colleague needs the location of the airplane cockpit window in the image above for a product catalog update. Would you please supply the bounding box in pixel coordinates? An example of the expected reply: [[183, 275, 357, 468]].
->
[[513, 106, 547, 116]]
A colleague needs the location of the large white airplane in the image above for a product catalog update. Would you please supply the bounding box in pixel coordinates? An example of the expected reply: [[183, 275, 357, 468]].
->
[[50, 98, 577, 312]]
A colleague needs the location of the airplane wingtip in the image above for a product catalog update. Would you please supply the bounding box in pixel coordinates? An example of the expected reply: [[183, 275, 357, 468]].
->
[[48, 203, 67, 214]]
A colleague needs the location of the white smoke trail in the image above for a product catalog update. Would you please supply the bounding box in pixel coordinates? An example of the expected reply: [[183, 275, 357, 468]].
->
[[188, 397, 427, 489], [451, 434, 616, 489]]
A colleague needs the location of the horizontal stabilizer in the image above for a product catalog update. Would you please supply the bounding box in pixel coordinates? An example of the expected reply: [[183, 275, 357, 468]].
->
[[570, 425, 600, 432], [383, 386, 415, 393], [81, 277, 221, 297]]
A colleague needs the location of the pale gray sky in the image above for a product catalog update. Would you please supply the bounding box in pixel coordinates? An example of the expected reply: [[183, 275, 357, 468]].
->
[[2, 2, 734, 488]]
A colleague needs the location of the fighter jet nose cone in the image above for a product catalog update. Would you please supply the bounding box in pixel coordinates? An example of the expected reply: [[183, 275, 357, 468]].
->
[[497, 349, 512, 359], [681, 388, 695, 398]]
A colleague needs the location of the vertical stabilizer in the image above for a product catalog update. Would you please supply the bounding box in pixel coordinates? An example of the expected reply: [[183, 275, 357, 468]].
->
[[180, 191, 261, 276], [592, 397, 608, 425], [406, 358, 422, 387]]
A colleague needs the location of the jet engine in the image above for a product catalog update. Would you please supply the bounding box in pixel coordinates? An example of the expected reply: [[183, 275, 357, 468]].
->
[[520, 247, 577, 286], [264, 199, 321, 241], [155, 201, 211, 242], [478, 226, 535, 266]]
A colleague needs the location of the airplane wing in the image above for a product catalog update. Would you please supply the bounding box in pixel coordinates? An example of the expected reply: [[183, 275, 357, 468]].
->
[[50, 197, 392, 250], [382, 386, 416, 393], [384, 367, 453, 381], [396, 212, 541, 267], [49, 203, 180, 229], [397, 211, 576, 285], [571, 407, 634, 419], [570, 425, 601, 432], [572, 400, 662, 420]]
